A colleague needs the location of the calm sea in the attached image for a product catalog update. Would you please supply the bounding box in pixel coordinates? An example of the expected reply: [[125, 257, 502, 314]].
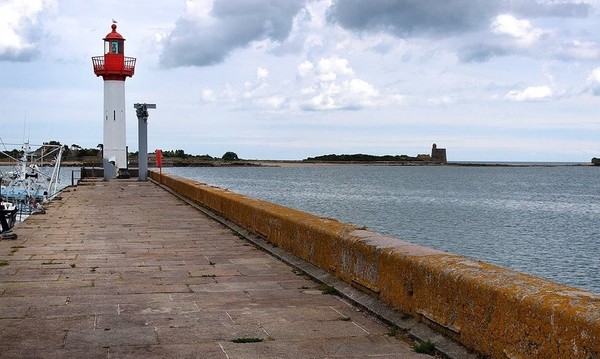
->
[[168, 165, 600, 293]]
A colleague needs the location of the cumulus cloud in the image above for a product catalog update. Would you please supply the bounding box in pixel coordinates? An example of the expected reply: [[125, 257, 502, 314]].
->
[[298, 56, 402, 111], [327, 0, 590, 37], [327, 0, 593, 62], [257, 67, 269, 80], [508, 1, 590, 18], [505, 85, 552, 101], [458, 43, 509, 63], [327, 0, 498, 37], [457, 13, 547, 61], [297, 60, 314, 77], [201, 66, 289, 111], [461, 8, 599, 63], [588, 68, 600, 96], [0, 0, 56, 61], [160, 0, 305, 67], [200, 56, 402, 112], [492, 14, 544, 46]]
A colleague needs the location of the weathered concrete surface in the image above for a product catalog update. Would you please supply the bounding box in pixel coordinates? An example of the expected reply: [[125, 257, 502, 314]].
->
[[0, 180, 431, 358]]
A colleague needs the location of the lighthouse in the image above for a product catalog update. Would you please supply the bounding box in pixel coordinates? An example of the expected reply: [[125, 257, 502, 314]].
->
[[92, 23, 136, 179]]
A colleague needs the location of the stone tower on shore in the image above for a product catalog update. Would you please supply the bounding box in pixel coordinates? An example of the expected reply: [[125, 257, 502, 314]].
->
[[431, 143, 447, 163]]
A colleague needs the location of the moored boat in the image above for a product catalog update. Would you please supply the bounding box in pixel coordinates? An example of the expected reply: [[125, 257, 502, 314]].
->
[[1, 141, 64, 231]]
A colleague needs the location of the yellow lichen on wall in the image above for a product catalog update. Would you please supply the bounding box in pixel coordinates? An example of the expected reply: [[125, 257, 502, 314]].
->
[[150, 171, 600, 359]]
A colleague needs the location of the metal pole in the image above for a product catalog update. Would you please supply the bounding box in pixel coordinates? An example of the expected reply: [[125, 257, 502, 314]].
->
[[138, 115, 148, 181], [134, 103, 156, 181]]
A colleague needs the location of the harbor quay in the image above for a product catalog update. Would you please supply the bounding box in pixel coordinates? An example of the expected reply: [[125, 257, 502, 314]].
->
[[0, 179, 436, 358], [150, 171, 600, 359]]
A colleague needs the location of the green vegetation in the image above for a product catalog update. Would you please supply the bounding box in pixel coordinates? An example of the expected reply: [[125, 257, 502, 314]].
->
[[0, 149, 20, 160], [387, 325, 410, 337], [232, 337, 264, 343], [2, 139, 248, 167], [320, 284, 339, 295], [303, 153, 422, 162], [222, 151, 239, 161], [161, 149, 191, 158], [413, 340, 436, 354], [0, 260, 8, 266]]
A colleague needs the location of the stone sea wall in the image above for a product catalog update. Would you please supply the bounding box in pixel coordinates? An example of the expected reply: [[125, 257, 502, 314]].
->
[[149, 171, 600, 359]]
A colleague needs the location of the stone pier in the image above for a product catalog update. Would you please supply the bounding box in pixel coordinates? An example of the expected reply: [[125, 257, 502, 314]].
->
[[0, 180, 433, 358]]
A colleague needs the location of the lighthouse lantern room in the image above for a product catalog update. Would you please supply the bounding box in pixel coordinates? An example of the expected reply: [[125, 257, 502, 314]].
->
[[92, 23, 136, 179]]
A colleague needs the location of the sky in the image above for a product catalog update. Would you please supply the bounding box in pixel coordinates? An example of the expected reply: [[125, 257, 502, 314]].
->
[[1, 0, 600, 162]]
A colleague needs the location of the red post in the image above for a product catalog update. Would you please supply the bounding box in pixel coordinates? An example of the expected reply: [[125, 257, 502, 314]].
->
[[155, 149, 162, 183]]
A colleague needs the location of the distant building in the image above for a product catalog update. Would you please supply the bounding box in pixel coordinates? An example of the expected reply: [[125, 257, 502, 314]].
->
[[431, 143, 447, 163]]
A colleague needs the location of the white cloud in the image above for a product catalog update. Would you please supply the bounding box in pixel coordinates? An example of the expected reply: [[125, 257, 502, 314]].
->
[[589, 68, 600, 83], [492, 14, 544, 46], [506, 85, 553, 101], [428, 96, 454, 105], [182, 0, 215, 22], [257, 67, 269, 80], [255, 95, 287, 110], [298, 56, 402, 111], [298, 60, 314, 77], [316, 57, 354, 81], [159, 0, 304, 67], [557, 40, 600, 60], [202, 89, 216, 102], [588, 68, 600, 96], [0, 0, 56, 61]]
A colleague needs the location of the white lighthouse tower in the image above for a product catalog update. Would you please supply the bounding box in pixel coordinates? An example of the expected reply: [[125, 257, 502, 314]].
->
[[92, 23, 136, 179]]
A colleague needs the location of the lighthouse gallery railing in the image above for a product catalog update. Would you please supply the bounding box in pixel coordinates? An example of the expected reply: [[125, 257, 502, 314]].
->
[[91, 56, 136, 76]]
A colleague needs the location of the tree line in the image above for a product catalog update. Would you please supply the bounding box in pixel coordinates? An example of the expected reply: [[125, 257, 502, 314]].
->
[[1, 140, 241, 162], [303, 153, 422, 162]]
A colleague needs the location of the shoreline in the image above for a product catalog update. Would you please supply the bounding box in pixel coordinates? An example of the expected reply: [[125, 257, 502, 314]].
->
[[3, 160, 592, 169]]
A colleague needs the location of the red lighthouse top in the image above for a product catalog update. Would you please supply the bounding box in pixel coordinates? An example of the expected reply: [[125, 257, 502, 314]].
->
[[92, 23, 136, 81]]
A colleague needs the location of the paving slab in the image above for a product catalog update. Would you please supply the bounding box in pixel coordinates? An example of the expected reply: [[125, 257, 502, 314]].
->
[[0, 179, 433, 358]]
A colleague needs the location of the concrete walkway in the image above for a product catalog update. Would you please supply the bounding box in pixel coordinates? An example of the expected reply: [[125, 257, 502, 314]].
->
[[0, 180, 432, 358]]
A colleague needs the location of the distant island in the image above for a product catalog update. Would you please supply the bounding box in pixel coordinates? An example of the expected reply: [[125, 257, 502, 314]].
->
[[0, 142, 449, 167], [303, 144, 447, 164]]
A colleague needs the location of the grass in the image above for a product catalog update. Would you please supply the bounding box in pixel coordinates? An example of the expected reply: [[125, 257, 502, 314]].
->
[[413, 340, 436, 355], [320, 284, 338, 295], [386, 326, 409, 338], [232, 337, 264, 343], [0, 260, 8, 267]]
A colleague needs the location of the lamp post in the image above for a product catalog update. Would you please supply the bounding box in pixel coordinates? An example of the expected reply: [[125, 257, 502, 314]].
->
[[134, 103, 156, 181]]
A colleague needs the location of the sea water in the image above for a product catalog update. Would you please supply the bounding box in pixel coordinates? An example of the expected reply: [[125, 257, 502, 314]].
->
[[166, 164, 600, 294]]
